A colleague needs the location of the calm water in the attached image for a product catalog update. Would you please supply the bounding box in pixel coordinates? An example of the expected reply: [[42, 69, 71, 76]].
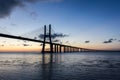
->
[[0, 52, 120, 80]]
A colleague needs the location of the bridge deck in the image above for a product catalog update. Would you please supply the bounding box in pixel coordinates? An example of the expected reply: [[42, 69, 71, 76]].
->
[[0, 33, 97, 52]]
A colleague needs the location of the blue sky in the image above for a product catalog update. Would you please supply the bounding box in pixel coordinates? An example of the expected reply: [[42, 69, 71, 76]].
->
[[0, 0, 120, 51]]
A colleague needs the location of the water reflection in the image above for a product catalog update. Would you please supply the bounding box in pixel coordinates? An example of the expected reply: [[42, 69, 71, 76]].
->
[[0, 52, 120, 80], [42, 53, 62, 80], [0, 52, 62, 80]]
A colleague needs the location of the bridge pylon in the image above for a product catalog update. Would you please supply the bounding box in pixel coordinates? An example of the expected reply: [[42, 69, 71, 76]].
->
[[41, 24, 53, 53]]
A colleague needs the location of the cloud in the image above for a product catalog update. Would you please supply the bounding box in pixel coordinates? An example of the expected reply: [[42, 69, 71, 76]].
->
[[34, 37, 37, 40], [103, 38, 115, 44], [0, 0, 22, 18], [23, 40, 28, 43], [11, 23, 17, 26], [29, 11, 39, 20], [30, 11, 38, 17], [53, 39, 59, 42], [2, 41, 6, 43], [85, 41, 90, 43], [0, 45, 4, 47], [39, 33, 69, 39], [23, 44, 29, 46], [40, 44, 43, 46], [65, 41, 69, 44], [0, 0, 63, 18]]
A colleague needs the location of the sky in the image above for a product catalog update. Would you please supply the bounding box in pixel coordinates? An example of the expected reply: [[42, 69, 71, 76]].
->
[[0, 0, 120, 52]]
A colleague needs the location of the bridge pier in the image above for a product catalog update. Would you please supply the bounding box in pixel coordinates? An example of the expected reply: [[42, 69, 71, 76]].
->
[[77, 48, 79, 52], [73, 48, 75, 52], [65, 46, 67, 53], [54, 44, 56, 53], [78, 48, 80, 52], [63, 46, 66, 53], [50, 43, 53, 53], [59, 45, 62, 53], [67, 46, 69, 52], [76, 48, 78, 52], [75, 48, 77, 52], [54, 44, 62, 53], [72, 48, 74, 52], [71, 47, 73, 52], [74, 48, 76, 52], [56, 45, 58, 53], [80, 48, 86, 52], [68, 47, 70, 52], [80, 48, 82, 52], [69, 47, 71, 52]]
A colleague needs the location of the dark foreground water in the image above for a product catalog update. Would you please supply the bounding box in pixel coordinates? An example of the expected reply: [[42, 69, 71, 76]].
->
[[0, 52, 120, 80]]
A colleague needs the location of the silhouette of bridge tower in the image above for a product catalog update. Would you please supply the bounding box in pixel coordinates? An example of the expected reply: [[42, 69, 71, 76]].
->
[[40, 24, 96, 53], [42, 24, 53, 53]]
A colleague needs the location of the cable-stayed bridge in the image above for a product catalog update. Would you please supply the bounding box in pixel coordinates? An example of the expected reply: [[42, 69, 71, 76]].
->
[[0, 24, 97, 53]]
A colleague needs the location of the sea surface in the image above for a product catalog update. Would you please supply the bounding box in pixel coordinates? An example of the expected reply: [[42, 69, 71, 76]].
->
[[0, 52, 120, 80]]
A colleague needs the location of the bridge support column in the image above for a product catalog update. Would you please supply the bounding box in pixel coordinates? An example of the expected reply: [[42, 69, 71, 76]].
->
[[56, 45, 59, 53], [69, 47, 71, 52], [76, 48, 77, 52], [42, 25, 46, 53], [75, 48, 77, 52], [80, 48, 82, 52], [69, 47, 71, 53], [49, 24, 53, 53], [50, 44, 53, 53], [75, 48, 76, 52], [78, 48, 80, 52], [71, 47, 73, 52], [54, 45, 56, 53], [67, 46, 69, 52], [64, 46, 66, 53], [73, 48, 75, 52], [76, 48, 78, 52], [60, 45, 62, 53], [81, 49, 85, 52], [68, 47, 70, 53], [72, 47, 74, 52], [77, 48, 79, 52]]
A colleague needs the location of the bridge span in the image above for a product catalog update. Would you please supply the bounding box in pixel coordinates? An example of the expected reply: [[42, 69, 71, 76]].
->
[[0, 24, 97, 53]]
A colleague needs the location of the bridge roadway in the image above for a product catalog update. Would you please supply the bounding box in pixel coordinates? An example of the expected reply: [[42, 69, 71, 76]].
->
[[0, 33, 96, 53]]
